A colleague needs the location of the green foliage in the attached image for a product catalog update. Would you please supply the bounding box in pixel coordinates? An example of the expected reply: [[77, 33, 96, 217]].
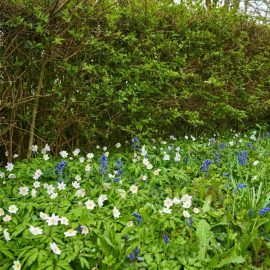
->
[[196, 219, 212, 261], [1, 130, 270, 269], [1, 1, 270, 158]]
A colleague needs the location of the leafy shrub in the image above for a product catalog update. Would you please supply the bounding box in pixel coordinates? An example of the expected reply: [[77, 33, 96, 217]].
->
[[1, 0, 270, 158]]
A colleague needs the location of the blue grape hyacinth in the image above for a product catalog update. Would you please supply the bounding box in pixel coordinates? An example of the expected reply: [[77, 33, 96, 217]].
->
[[238, 151, 248, 165], [201, 159, 212, 172], [133, 213, 142, 225], [56, 161, 67, 175], [100, 154, 108, 175], [258, 207, 270, 216], [132, 136, 139, 150], [164, 234, 169, 244], [128, 246, 143, 262]]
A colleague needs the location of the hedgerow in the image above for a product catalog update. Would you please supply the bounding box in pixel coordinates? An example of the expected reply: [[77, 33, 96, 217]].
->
[[1, 0, 270, 159]]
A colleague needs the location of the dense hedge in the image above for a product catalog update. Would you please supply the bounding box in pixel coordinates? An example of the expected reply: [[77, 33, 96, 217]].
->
[[1, 0, 270, 158]]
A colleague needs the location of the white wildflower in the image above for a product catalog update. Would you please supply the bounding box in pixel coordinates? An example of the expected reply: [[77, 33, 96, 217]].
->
[[126, 221, 134, 227], [153, 169, 161, 176], [3, 215, 12, 222], [229, 141, 234, 146], [182, 200, 192, 209], [73, 148, 80, 156], [85, 165, 91, 172], [43, 154, 49, 161], [12, 260, 21, 270], [31, 145, 38, 153], [174, 152, 181, 162], [29, 226, 43, 235], [31, 189, 37, 198], [115, 143, 121, 148], [46, 185, 55, 195], [33, 181, 40, 188], [143, 158, 149, 166], [46, 213, 59, 226], [98, 194, 107, 207], [181, 194, 192, 203], [59, 150, 68, 158], [146, 163, 153, 170], [75, 189, 86, 198], [130, 185, 138, 194], [142, 175, 148, 181], [19, 186, 29, 196], [183, 210, 190, 218], [41, 144, 50, 154], [104, 183, 111, 191], [85, 199, 96, 210], [118, 189, 126, 198], [173, 197, 181, 204], [80, 225, 89, 235], [50, 192, 58, 199], [87, 153, 94, 159], [108, 173, 115, 179], [4, 229, 11, 242], [163, 154, 170, 161], [8, 205, 18, 214], [39, 212, 48, 220], [112, 207, 120, 218], [33, 169, 43, 180], [253, 160, 259, 166], [64, 229, 77, 237], [164, 198, 173, 208], [50, 242, 61, 255], [57, 181, 66, 190], [5, 163, 14, 172], [160, 208, 172, 214], [60, 216, 69, 225], [43, 183, 49, 189], [72, 181, 80, 189]]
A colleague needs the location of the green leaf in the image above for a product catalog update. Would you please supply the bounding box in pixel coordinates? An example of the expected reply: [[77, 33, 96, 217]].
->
[[0, 243, 14, 259], [79, 256, 90, 269], [25, 249, 39, 267], [196, 219, 212, 261], [56, 261, 73, 270], [217, 255, 246, 268], [202, 195, 212, 213]]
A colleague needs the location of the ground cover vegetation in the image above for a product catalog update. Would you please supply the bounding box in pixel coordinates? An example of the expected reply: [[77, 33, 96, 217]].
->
[[0, 131, 270, 269], [1, 1, 270, 269], [1, 0, 270, 160]]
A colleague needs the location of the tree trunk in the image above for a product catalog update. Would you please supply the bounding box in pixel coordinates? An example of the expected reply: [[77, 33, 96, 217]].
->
[[206, 0, 212, 9], [244, 0, 249, 13], [224, 0, 231, 10], [27, 62, 46, 159], [233, 0, 240, 10]]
